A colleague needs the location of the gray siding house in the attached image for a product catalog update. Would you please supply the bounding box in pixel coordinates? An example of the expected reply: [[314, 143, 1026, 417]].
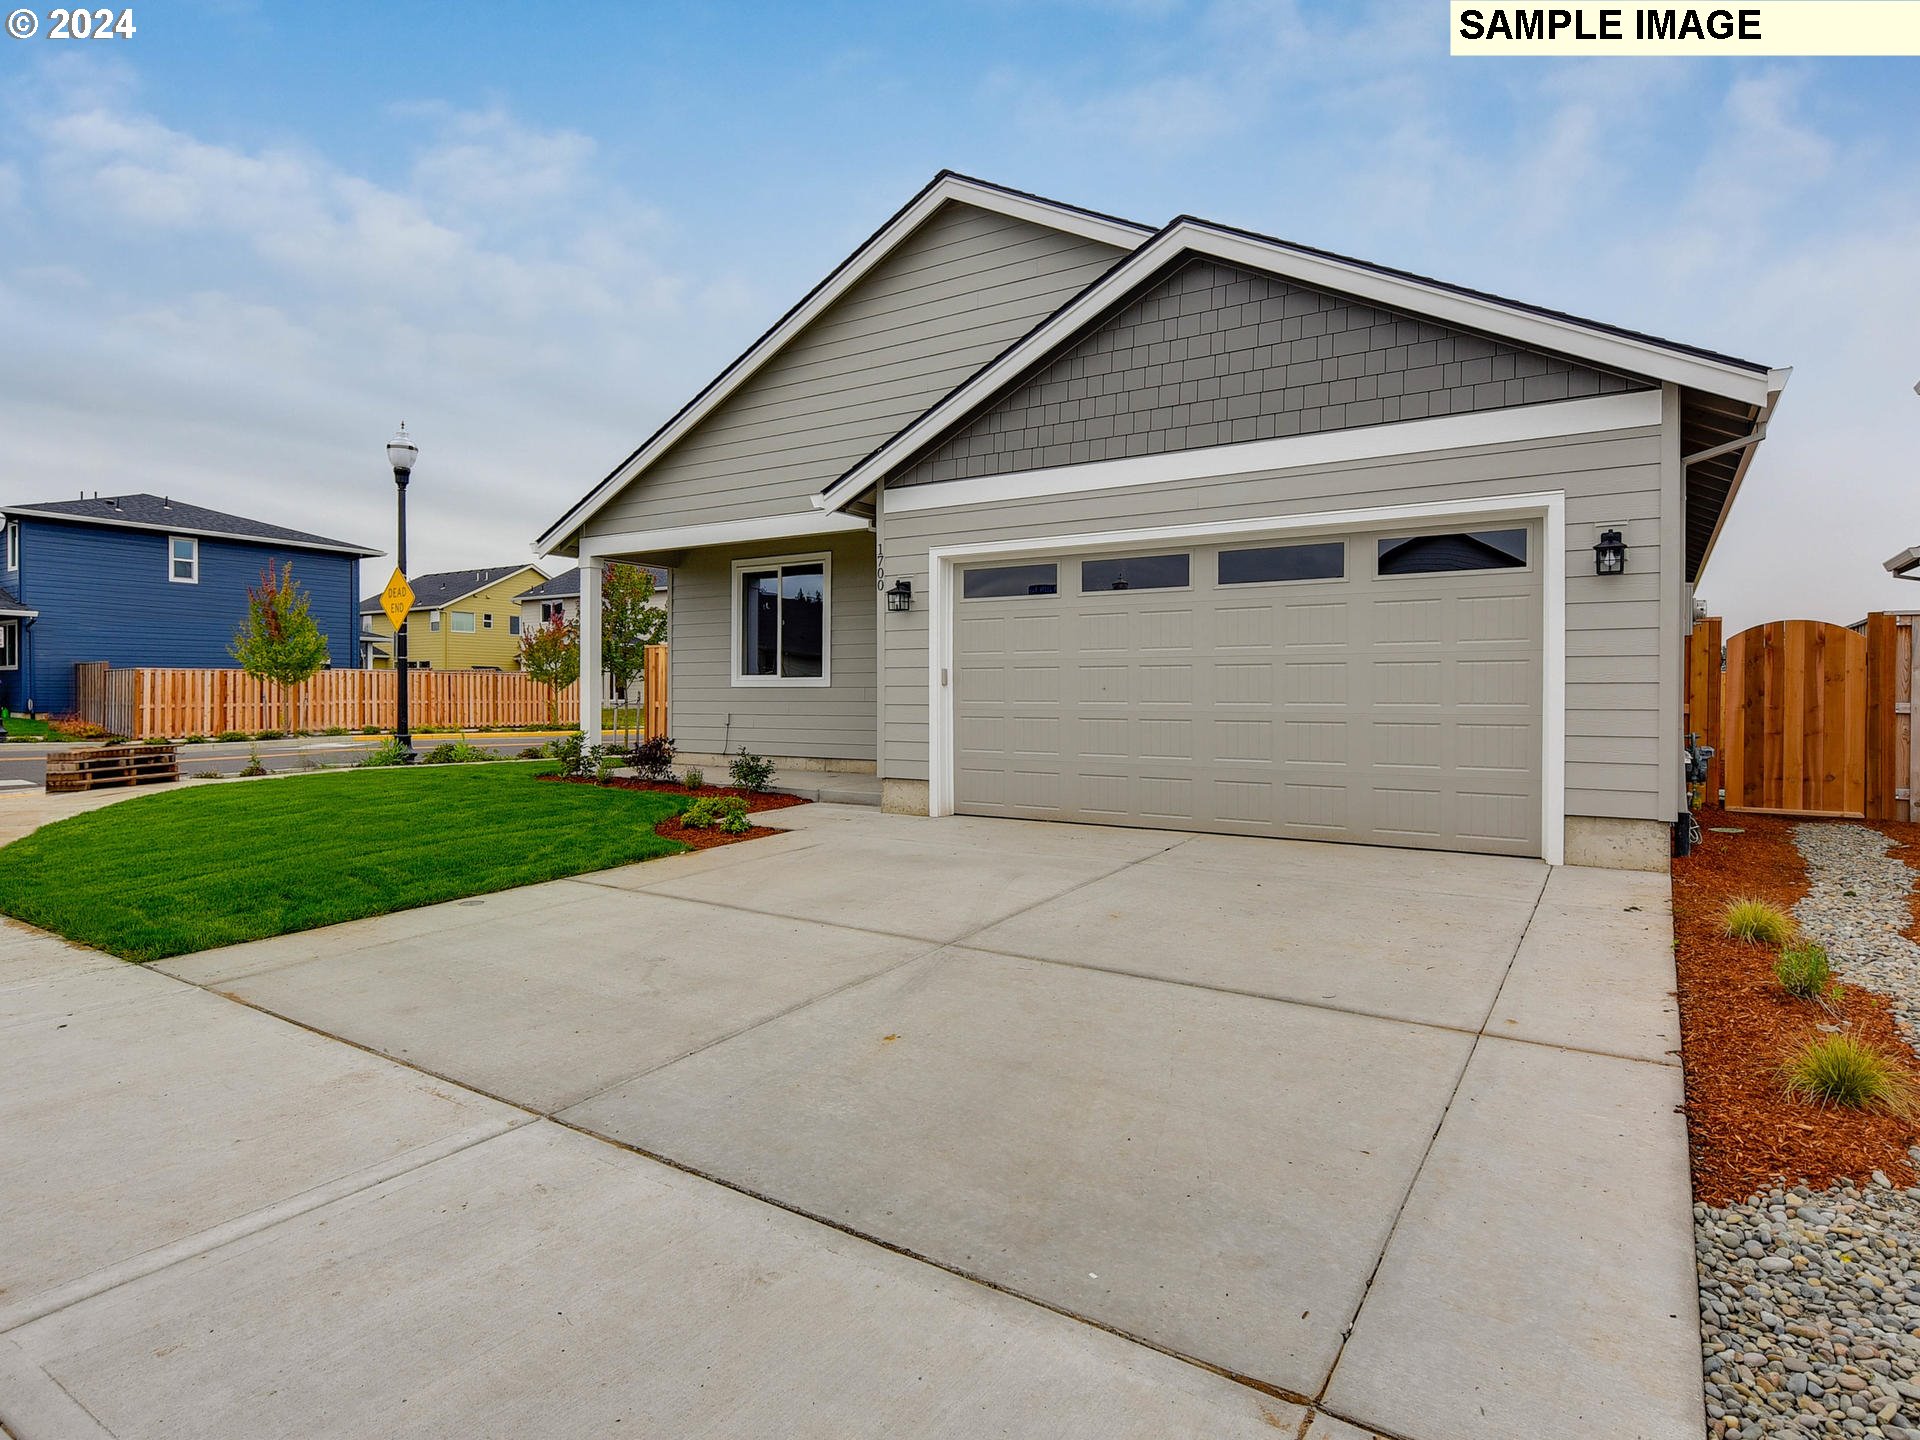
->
[[537, 173, 1786, 870]]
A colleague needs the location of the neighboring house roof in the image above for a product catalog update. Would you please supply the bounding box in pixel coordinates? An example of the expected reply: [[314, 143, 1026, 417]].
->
[[818, 213, 1789, 557], [358, 565, 545, 616], [1886, 547, 1920, 580], [3, 493, 382, 558], [0, 582, 36, 618], [532, 172, 1154, 556], [514, 564, 669, 603]]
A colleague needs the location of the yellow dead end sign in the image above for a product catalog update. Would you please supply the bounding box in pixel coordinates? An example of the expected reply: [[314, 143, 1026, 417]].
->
[[379, 569, 415, 630]]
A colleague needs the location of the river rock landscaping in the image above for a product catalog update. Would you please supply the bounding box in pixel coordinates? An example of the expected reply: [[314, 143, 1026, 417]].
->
[[1684, 812, 1920, 1438]]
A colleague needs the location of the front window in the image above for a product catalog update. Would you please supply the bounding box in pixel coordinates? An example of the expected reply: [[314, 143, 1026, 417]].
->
[[0, 620, 16, 670], [735, 554, 828, 684], [541, 601, 563, 623], [482, 612, 494, 630], [428, 610, 441, 632], [508, 615, 521, 637], [168, 535, 198, 584], [450, 611, 476, 634]]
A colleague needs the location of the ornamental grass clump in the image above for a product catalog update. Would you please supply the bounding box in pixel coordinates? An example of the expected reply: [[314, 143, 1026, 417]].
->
[[1723, 896, 1794, 946], [1774, 941, 1838, 1003], [1782, 1034, 1918, 1117]]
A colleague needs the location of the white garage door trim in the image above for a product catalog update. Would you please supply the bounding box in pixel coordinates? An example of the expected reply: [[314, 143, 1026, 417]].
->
[[926, 490, 1568, 865]]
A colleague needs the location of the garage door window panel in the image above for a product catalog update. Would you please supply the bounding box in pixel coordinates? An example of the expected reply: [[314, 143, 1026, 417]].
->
[[734, 555, 829, 685], [964, 563, 1058, 599], [1375, 529, 1528, 577], [1218, 541, 1345, 586], [1080, 553, 1189, 593]]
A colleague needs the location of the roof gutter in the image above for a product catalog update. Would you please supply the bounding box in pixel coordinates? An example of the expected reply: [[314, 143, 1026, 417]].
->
[[1688, 366, 1792, 583]]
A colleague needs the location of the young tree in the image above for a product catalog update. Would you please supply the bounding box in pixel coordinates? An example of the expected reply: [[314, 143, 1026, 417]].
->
[[517, 612, 579, 722], [229, 561, 332, 733], [601, 562, 668, 744]]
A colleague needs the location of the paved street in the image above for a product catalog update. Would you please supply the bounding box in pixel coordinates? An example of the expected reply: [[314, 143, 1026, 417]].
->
[[0, 731, 568, 788]]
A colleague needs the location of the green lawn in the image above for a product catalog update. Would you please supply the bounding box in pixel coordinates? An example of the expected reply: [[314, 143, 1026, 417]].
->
[[0, 764, 688, 962]]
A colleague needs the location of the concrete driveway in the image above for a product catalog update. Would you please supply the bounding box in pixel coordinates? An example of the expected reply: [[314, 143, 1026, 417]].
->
[[2, 803, 1698, 1440]]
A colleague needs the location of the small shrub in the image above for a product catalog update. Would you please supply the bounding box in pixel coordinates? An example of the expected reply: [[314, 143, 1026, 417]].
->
[[729, 748, 775, 793], [630, 734, 676, 782], [682, 767, 704, 790], [1782, 1034, 1917, 1116], [320, 726, 350, 736], [181, 734, 209, 745], [357, 738, 412, 768], [517, 745, 543, 759], [237, 744, 268, 779], [420, 741, 496, 765], [256, 729, 286, 741], [359, 725, 383, 736], [1775, 942, 1838, 1002], [1724, 896, 1794, 947], [682, 795, 751, 834], [190, 770, 222, 780], [49, 714, 116, 740], [217, 730, 249, 743]]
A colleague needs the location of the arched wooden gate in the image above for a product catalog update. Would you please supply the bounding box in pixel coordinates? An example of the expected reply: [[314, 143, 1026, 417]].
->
[[1722, 620, 1866, 817]]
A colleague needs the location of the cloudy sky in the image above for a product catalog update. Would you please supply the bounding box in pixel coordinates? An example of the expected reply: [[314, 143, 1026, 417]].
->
[[0, 2, 1913, 629]]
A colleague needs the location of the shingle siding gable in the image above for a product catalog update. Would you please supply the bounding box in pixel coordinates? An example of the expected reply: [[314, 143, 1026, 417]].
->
[[888, 256, 1652, 487]]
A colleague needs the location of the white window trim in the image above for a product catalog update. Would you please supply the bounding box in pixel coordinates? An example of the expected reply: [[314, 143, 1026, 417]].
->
[[167, 535, 199, 585], [925, 490, 1568, 866], [5, 522, 17, 572], [450, 611, 476, 634], [730, 550, 832, 688], [0, 619, 17, 671], [428, 609, 441, 632]]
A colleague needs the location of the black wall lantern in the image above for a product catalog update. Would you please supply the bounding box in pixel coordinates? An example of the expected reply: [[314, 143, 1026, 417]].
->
[[886, 578, 914, 612], [1593, 528, 1628, 576]]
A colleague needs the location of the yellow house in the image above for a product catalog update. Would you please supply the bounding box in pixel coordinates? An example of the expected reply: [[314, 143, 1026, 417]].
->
[[359, 565, 547, 670]]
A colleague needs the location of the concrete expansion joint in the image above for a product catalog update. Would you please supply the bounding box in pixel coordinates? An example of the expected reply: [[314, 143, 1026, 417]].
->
[[1311, 867, 1552, 1411]]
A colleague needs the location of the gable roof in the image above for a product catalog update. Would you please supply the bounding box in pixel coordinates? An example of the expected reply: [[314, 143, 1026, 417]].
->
[[359, 565, 544, 615], [818, 215, 1784, 515], [0, 582, 35, 618], [531, 172, 1153, 556], [4, 493, 381, 558], [514, 564, 669, 602]]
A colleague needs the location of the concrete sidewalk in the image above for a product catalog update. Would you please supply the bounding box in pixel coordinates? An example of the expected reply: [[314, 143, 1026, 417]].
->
[[4, 806, 1699, 1439]]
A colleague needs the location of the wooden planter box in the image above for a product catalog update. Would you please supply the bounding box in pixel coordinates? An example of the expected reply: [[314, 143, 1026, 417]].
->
[[45, 743, 180, 794]]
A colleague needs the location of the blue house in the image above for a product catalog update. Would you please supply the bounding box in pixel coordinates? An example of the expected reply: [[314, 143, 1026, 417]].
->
[[0, 494, 382, 716]]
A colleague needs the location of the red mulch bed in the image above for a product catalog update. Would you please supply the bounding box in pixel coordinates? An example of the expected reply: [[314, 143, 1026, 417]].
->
[[1675, 807, 1920, 1205], [538, 775, 807, 852]]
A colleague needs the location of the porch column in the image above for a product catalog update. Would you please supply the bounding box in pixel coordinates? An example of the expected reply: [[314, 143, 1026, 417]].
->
[[578, 556, 603, 747]]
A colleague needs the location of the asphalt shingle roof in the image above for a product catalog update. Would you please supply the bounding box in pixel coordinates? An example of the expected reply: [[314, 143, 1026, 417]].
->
[[359, 565, 541, 615], [0, 582, 32, 615], [5, 493, 380, 556], [513, 564, 668, 602]]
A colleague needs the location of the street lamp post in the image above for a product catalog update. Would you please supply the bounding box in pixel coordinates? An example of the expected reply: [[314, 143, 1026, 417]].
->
[[388, 424, 418, 760]]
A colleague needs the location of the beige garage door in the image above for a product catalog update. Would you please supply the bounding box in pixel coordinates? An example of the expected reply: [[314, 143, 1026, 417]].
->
[[951, 523, 1543, 856]]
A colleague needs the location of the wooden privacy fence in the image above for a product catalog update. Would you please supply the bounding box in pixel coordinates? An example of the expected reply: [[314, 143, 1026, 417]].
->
[[1684, 615, 1913, 821], [72, 663, 582, 739], [643, 643, 668, 743]]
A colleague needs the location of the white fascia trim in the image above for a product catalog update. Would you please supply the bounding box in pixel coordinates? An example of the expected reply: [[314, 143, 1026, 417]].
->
[[534, 175, 1151, 555], [580, 511, 870, 561], [820, 222, 1771, 512], [925, 490, 1568, 866], [887, 390, 1657, 516], [2, 507, 382, 558]]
